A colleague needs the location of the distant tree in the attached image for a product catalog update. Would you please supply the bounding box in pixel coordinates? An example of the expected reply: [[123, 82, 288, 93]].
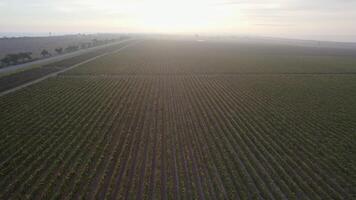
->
[[1, 52, 33, 66], [24, 52, 32, 60], [92, 39, 106, 46], [41, 49, 51, 57], [55, 48, 63, 54], [92, 39, 99, 46], [18, 52, 32, 62], [16, 53, 25, 63], [7, 54, 21, 64], [80, 43, 87, 49], [65, 45, 79, 52], [1, 56, 11, 66]]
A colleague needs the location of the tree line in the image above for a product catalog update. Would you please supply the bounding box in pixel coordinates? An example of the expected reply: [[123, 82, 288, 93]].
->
[[0, 38, 125, 67]]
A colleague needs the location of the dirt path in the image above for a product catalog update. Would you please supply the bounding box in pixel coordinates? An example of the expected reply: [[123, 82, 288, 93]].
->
[[0, 39, 136, 75], [0, 40, 140, 97]]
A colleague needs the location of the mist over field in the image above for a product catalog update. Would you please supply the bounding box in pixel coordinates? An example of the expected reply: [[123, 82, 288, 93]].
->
[[0, 1, 355, 200], [1, 0, 356, 42]]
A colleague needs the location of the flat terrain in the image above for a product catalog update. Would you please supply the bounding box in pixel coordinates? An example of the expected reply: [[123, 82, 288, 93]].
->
[[0, 39, 355, 199], [0, 34, 122, 59], [67, 40, 356, 75], [0, 39, 136, 94]]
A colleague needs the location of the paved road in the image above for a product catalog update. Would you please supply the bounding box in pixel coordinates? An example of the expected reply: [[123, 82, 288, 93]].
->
[[0, 39, 136, 75], [0, 40, 140, 97]]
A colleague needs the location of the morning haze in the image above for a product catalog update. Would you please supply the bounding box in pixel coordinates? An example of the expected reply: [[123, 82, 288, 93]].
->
[[0, 1, 355, 200], [1, 0, 356, 42]]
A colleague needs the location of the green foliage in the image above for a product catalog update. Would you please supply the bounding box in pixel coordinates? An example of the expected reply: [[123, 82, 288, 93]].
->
[[0, 40, 355, 199]]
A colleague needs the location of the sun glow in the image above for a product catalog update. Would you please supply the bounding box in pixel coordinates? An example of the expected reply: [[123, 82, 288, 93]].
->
[[4, 0, 244, 33], [78, 0, 241, 33], [133, 1, 237, 33]]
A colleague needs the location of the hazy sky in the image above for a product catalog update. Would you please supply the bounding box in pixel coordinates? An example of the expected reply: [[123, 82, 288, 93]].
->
[[1, 0, 356, 41]]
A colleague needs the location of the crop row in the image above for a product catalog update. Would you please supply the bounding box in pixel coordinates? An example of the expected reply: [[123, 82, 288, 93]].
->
[[64, 40, 356, 76], [1, 75, 354, 199]]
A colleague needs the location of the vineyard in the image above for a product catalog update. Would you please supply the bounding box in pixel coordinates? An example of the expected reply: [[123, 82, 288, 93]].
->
[[66, 40, 356, 75], [0, 39, 355, 199], [0, 40, 133, 93]]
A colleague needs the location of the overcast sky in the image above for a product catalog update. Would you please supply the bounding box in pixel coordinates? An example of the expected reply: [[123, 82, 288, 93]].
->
[[1, 0, 356, 42]]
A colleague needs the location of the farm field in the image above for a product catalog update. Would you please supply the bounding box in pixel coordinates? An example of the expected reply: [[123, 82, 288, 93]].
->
[[0, 39, 135, 93], [66, 39, 356, 75], [0, 39, 355, 199]]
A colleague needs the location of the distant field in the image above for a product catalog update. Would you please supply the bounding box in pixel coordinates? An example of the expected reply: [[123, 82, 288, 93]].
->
[[66, 40, 356, 75], [0, 39, 355, 199]]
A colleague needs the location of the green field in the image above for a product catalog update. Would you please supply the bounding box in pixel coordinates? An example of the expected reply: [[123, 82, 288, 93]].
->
[[0, 39, 355, 199], [66, 40, 356, 75]]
